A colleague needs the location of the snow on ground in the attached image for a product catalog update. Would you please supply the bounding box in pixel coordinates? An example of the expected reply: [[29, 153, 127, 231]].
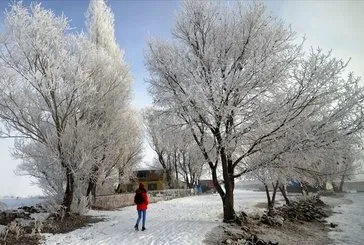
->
[[3, 191, 363, 244], [3, 190, 363, 244], [326, 193, 364, 245], [43, 190, 267, 245]]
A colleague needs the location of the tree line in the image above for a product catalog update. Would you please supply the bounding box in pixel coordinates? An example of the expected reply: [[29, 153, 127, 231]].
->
[[0, 0, 363, 223]]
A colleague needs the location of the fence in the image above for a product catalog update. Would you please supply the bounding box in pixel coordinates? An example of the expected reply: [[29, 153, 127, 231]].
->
[[93, 189, 193, 210]]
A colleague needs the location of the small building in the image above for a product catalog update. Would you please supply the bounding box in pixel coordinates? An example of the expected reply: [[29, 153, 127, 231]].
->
[[135, 169, 166, 191], [199, 179, 215, 193], [123, 169, 167, 192]]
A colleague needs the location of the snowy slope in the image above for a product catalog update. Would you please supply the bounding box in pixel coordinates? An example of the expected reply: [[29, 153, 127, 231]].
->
[[43, 190, 267, 245]]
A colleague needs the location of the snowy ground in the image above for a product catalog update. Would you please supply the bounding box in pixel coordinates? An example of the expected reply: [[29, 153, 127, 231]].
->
[[326, 192, 364, 245], [42, 190, 267, 245], [2, 191, 363, 244]]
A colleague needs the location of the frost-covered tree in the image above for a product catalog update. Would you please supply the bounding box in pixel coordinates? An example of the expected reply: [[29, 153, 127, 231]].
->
[[146, 1, 300, 222], [336, 150, 362, 192], [114, 108, 144, 193], [173, 131, 205, 188], [144, 109, 176, 188], [83, 0, 134, 201], [0, 2, 97, 211], [144, 108, 205, 188], [0, 1, 136, 212], [86, 0, 120, 57], [146, 0, 364, 222], [247, 99, 364, 208]]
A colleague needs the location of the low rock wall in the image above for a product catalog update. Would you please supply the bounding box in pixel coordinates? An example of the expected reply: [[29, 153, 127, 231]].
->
[[93, 189, 192, 210]]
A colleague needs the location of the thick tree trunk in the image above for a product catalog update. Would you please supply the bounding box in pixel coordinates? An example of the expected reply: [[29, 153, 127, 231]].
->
[[158, 153, 173, 188], [165, 169, 173, 189], [339, 164, 349, 192], [339, 175, 345, 192], [190, 126, 236, 223], [221, 156, 235, 222], [185, 173, 190, 188], [271, 181, 279, 207], [279, 184, 290, 205], [115, 184, 122, 193], [115, 168, 123, 193], [191, 173, 196, 188], [264, 181, 279, 215], [222, 185, 235, 223], [264, 184, 273, 212], [62, 166, 74, 212], [86, 164, 99, 203], [210, 166, 235, 222], [86, 180, 97, 204]]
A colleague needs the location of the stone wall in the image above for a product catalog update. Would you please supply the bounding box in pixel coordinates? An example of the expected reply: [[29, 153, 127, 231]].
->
[[93, 189, 193, 210]]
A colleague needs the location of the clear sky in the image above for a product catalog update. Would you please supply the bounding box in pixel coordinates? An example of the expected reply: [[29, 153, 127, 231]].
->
[[0, 0, 363, 197]]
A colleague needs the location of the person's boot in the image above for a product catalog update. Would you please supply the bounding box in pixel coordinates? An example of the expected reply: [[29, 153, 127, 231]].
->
[[134, 224, 138, 231], [142, 226, 146, 231]]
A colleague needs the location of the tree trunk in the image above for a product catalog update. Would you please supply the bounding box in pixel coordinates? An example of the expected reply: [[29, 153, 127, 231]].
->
[[174, 150, 179, 187], [185, 173, 190, 188], [115, 184, 122, 193], [210, 166, 235, 222], [62, 166, 74, 212], [220, 151, 235, 222], [339, 164, 349, 192], [86, 180, 97, 204], [264, 183, 273, 212], [271, 181, 279, 207], [279, 184, 290, 205], [222, 185, 235, 223], [339, 175, 345, 192], [115, 167, 125, 193], [190, 126, 236, 223], [158, 153, 173, 188], [165, 169, 173, 189], [86, 164, 99, 203]]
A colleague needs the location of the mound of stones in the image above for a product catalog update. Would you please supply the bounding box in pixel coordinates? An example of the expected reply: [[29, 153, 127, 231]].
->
[[220, 212, 279, 245], [260, 195, 329, 226], [0, 204, 46, 225], [221, 195, 331, 245]]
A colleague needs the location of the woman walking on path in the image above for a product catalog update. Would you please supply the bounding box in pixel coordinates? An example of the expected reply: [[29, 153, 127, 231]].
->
[[134, 183, 148, 231]]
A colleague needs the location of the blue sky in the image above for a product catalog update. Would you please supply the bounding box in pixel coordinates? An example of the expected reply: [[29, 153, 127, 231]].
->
[[0, 0, 363, 196]]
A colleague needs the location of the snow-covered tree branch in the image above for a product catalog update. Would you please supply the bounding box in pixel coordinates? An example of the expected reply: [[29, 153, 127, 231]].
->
[[146, 0, 364, 222], [0, 0, 139, 212]]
